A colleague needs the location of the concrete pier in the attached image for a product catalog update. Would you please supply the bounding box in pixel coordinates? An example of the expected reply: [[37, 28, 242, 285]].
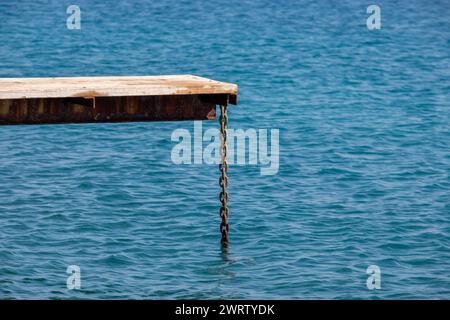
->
[[0, 75, 238, 125]]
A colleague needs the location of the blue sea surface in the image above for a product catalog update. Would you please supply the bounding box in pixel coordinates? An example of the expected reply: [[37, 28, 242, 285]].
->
[[1, 0, 450, 299]]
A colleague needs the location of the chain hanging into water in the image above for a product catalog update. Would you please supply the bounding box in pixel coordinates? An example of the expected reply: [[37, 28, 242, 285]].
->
[[219, 105, 229, 246]]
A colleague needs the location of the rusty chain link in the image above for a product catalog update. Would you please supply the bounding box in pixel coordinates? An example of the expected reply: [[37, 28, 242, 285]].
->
[[219, 105, 229, 246]]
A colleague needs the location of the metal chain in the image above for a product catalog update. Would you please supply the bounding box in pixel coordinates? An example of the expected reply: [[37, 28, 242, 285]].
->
[[219, 105, 229, 246]]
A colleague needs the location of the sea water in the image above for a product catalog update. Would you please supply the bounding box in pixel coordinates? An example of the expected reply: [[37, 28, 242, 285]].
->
[[0, 0, 449, 299]]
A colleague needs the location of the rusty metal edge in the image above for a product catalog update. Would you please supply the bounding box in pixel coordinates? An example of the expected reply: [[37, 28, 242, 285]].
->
[[0, 94, 238, 125]]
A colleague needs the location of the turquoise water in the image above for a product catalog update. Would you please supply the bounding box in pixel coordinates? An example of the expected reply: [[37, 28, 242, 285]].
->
[[1, 0, 450, 299]]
